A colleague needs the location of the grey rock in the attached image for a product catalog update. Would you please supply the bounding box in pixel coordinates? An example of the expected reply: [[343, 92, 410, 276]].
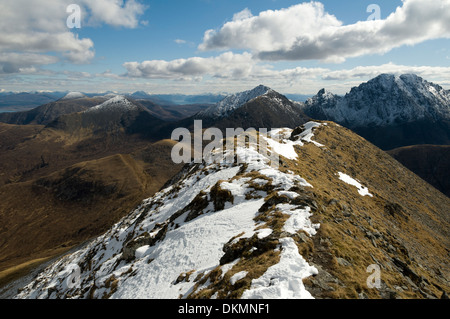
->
[[336, 257, 352, 267], [358, 292, 369, 299]]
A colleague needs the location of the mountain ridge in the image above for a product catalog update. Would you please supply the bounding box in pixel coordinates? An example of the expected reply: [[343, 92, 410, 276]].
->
[[171, 85, 311, 133], [46, 96, 167, 140], [0, 97, 107, 126], [12, 121, 450, 299]]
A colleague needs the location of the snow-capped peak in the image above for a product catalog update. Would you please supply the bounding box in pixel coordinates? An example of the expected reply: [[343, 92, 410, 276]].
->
[[304, 73, 450, 127], [312, 88, 338, 103], [60, 92, 86, 101], [85, 95, 138, 113], [200, 85, 273, 118]]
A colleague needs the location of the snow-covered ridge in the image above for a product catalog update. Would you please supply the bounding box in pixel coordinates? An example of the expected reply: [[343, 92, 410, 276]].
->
[[60, 92, 86, 101], [199, 85, 272, 118], [85, 95, 138, 113], [15, 122, 331, 300]]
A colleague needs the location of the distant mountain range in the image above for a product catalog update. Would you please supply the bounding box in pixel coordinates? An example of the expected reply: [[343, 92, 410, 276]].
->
[[0, 91, 227, 112], [0, 91, 67, 111], [2, 76, 449, 154], [128, 91, 226, 105], [1, 77, 448, 197], [0, 90, 312, 113], [0, 75, 449, 300], [0, 94, 107, 125]]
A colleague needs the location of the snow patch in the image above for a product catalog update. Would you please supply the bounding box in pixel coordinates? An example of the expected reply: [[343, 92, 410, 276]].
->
[[230, 271, 248, 285], [293, 122, 326, 147], [276, 204, 319, 236], [61, 92, 86, 100], [220, 259, 241, 280], [113, 198, 266, 299], [338, 172, 373, 197], [262, 122, 326, 160], [241, 237, 318, 299], [256, 228, 273, 239]]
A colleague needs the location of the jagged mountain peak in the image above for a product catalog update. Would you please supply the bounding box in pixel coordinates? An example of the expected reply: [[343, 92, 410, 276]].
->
[[317, 88, 332, 95], [304, 73, 450, 128], [373, 73, 424, 85], [199, 85, 273, 118], [253, 84, 272, 93], [351, 73, 448, 100], [188, 84, 309, 131], [309, 88, 339, 103]]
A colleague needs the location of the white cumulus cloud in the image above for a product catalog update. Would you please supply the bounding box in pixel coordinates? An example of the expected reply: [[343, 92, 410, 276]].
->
[[199, 2, 341, 54], [123, 52, 257, 80], [199, 0, 450, 63], [0, 0, 147, 73]]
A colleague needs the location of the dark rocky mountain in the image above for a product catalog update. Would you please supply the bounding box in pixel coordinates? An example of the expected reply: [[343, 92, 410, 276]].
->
[[302, 74, 450, 150], [176, 85, 310, 132], [46, 95, 166, 140]]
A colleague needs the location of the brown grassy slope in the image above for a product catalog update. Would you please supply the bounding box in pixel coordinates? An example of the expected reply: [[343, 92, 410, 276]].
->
[[0, 123, 43, 150], [0, 140, 182, 288], [285, 122, 449, 299], [387, 145, 450, 198], [0, 123, 159, 186]]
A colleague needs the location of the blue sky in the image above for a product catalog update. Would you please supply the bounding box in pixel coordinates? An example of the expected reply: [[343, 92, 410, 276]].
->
[[0, 0, 449, 94]]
